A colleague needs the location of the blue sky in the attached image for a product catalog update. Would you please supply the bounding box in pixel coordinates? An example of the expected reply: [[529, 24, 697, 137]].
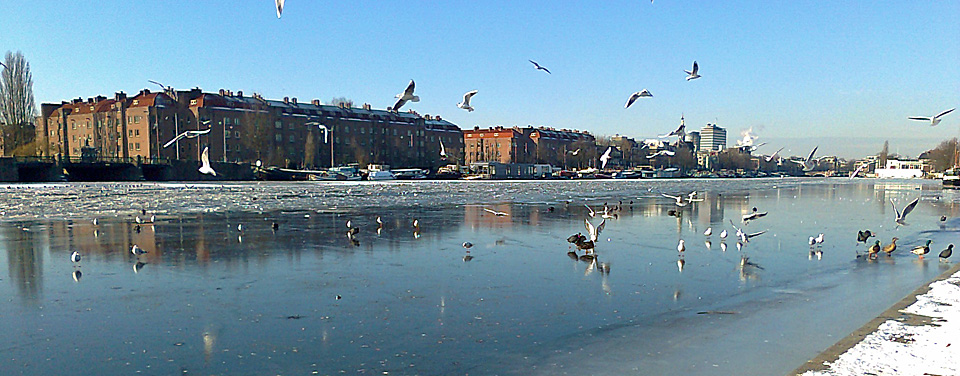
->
[[2, 1, 957, 158]]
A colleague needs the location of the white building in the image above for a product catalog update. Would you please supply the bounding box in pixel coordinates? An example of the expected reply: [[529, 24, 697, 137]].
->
[[698, 124, 726, 152], [874, 159, 929, 179]]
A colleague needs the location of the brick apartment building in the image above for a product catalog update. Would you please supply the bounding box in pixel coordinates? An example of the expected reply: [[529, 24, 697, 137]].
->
[[463, 126, 594, 168], [36, 88, 464, 170]]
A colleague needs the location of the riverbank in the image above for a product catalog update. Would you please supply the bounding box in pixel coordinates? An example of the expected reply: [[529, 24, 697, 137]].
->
[[793, 262, 960, 375]]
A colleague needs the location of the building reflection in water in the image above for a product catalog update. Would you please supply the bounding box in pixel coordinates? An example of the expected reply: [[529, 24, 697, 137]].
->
[[2, 227, 44, 305]]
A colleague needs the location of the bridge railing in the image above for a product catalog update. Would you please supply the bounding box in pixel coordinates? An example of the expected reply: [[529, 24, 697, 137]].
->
[[14, 156, 178, 165]]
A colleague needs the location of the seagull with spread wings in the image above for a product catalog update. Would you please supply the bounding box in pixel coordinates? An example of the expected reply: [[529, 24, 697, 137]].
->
[[199, 147, 217, 176], [599, 146, 614, 169], [908, 108, 955, 127], [625, 90, 653, 108], [529, 60, 551, 74], [163, 128, 212, 148], [891, 197, 919, 225], [275, 0, 284, 18], [684, 61, 701, 81], [392, 80, 419, 112], [458, 90, 478, 112]]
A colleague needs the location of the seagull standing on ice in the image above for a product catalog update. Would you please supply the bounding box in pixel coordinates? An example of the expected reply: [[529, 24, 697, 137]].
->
[[199, 147, 217, 176], [71, 251, 81, 264], [684, 61, 701, 81], [704, 227, 713, 236], [908, 108, 955, 126], [625, 90, 653, 108], [528, 60, 551, 74], [600, 147, 614, 169], [392, 80, 419, 112], [458, 90, 478, 112]]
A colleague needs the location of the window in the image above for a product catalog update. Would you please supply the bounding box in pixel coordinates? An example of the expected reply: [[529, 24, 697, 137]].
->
[[225, 131, 231, 139], [86, 121, 91, 129], [235, 131, 240, 138], [275, 134, 282, 142], [275, 121, 282, 129], [72, 135, 76, 142], [360, 128, 365, 134], [135, 143, 140, 151], [344, 126, 349, 133], [129, 143, 133, 150], [72, 121, 77, 129], [288, 135, 295, 143], [134, 129, 140, 137]]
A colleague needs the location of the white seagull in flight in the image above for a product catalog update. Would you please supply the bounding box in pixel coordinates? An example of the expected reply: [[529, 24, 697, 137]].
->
[[764, 147, 784, 162], [275, 0, 284, 18], [625, 90, 653, 108], [529, 60, 551, 74], [646, 150, 676, 159], [659, 122, 685, 138], [908, 108, 955, 126], [439, 140, 447, 158], [392, 80, 419, 112], [483, 208, 509, 217], [801, 146, 819, 171], [163, 128, 212, 148], [891, 197, 920, 225], [599, 146, 614, 169], [684, 61, 701, 81], [199, 147, 217, 176], [458, 90, 478, 112]]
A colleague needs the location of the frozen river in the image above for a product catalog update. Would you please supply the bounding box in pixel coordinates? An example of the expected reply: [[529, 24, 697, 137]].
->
[[1, 178, 957, 375]]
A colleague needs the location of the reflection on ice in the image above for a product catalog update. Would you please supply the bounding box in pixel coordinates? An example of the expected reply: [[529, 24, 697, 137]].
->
[[0, 179, 958, 376]]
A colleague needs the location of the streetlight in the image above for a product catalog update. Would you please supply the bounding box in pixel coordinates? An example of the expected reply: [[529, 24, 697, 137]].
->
[[148, 80, 182, 160], [306, 121, 334, 168], [199, 119, 211, 160]]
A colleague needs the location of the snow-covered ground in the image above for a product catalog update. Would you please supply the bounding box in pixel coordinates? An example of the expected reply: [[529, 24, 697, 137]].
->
[[802, 269, 960, 376]]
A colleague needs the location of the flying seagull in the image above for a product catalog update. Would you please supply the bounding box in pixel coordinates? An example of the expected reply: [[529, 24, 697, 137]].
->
[[199, 146, 217, 176], [582, 218, 606, 252], [742, 207, 768, 223], [908, 108, 954, 126], [662, 193, 703, 207], [163, 128, 212, 148], [458, 90, 478, 112], [625, 90, 653, 108], [891, 197, 919, 225], [849, 163, 869, 179], [801, 146, 819, 171], [659, 121, 685, 138], [392, 80, 419, 112], [439, 140, 447, 158], [275, 0, 284, 18], [529, 60, 551, 74], [765, 147, 784, 163], [599, 146, 614, 169], [567, 148, 581, 156], [684, 61, 701, 81], [483, 208, 509, 217], [646, 150, 676, 159]]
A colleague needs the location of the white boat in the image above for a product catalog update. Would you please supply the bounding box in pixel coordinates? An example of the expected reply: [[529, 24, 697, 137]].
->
[[367, 170, 396, 181], [944, 168, 960, 189]]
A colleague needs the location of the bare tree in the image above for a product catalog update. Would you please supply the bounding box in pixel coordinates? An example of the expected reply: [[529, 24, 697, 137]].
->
[[328, 97, 353, 108], [924, 138, 958, 172], [0, 51, 37, 155]]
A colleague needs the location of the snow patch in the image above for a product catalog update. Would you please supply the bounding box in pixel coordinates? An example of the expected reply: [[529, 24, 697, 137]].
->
[[801, 269, 960, 376]]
